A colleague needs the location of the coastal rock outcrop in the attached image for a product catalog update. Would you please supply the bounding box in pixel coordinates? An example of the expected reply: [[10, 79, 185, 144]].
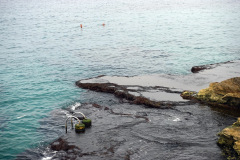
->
[[181, 77, 240, 108], [75, 81, 172, 108], [217, 118, 240, 159], [191, 61, 232, 73], [191, 65, 210, 73], [75, 76, 191, 109]]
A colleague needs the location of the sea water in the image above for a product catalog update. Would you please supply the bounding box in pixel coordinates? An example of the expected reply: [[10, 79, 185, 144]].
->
[[0, 0, 240, 159]]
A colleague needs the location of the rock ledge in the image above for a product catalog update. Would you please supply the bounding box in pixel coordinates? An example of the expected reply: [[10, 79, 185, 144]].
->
[[218, 118, 240, 159], [181, 77, 240, 109]]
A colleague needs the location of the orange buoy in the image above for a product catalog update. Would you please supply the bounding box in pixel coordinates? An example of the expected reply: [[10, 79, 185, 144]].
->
[[80, 24, 82, 28], [102, 23, 105, 26]]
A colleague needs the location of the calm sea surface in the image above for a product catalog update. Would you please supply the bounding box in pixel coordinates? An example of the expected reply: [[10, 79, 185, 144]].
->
[[0, 0, 240, 159]]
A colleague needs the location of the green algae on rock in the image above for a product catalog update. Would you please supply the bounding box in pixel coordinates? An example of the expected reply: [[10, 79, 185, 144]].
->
[[181, 77, 240, 108], [181, 91, 197, 100], [217, 118, 240, 159], [198, 77, 240, 106]]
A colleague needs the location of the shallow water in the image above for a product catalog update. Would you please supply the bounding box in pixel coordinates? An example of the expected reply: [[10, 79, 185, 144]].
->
[[0, 0, 240, 159]]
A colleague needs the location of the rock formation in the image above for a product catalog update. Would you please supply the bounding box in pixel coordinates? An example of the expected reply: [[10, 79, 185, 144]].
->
[[218, 118, 240, 159], [75, 76, 191, 109], [191, 61, 232, 73], [181, 77, 240, 108]]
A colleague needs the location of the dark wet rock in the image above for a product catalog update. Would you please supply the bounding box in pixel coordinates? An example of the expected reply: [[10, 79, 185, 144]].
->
[[181, 77, 240, 109], [51, 141, 60, 149], [75, 81, 118, 93], [191, 61, 232, 73], [50, 137, 81, 152], [34, 96, 237, 160], [191, 65, 210, 73], [50, 138, 83, 160], [217, 118, 240, 159], [76, 80, 185, 109]]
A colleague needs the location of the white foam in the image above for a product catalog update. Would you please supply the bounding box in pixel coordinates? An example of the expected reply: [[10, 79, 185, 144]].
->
[[60, 110, 71, 117], [41, 148, 57, 160], [42, 156, 52, 160], [71, 102, 81, 111], [173, 117, 181, 122], [16, 115, 26, 119]]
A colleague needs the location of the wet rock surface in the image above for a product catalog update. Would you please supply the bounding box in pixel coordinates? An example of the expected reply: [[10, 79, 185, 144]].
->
[[17, 91, 240, 160], [46, 100, 235, 160], [50, 138, 82, 160]]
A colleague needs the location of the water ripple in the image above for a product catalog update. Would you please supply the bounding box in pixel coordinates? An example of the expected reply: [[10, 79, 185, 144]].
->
[[1, 0, 240, 159]]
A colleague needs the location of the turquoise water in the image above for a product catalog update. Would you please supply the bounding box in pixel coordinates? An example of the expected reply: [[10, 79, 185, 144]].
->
[[0, 0, 240, 159]]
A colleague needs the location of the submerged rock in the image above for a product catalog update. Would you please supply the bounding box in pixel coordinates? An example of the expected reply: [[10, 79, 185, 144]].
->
[[191, 65, 210, 73], [181, 77, 240, 108], [191, 61, 232, 73], [218, 118, 240, 159]]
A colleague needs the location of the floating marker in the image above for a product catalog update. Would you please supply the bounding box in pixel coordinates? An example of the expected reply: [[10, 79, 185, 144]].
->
[[80, 24, 82, 28]]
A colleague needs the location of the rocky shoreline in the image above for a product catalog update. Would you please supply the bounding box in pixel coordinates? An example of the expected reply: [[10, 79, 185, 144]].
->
[[181, 77, 240, 109], [76, 60, 240, 109], [45, 60, 240, 160], [75, 77, 188, 109], [181, 76, 240, 159]]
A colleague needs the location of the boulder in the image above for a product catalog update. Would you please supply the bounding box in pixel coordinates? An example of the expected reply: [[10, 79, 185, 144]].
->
[[197, 77, 240, 107], [191, 65, 209, 73], [191, 61, 232, 73], [181, 77, 240, 108], [217, 118, 240, 159]]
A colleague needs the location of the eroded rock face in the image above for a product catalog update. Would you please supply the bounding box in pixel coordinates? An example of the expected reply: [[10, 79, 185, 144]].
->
[[217, 118, 240, 159], [197, 77, 240, 107], [181, 77, 240, 108]]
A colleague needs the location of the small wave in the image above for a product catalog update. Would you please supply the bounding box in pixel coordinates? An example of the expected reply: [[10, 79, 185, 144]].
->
[[41, 147, 57, 160], [70, 102, 81, 111], [16, 115, 26, 119]]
